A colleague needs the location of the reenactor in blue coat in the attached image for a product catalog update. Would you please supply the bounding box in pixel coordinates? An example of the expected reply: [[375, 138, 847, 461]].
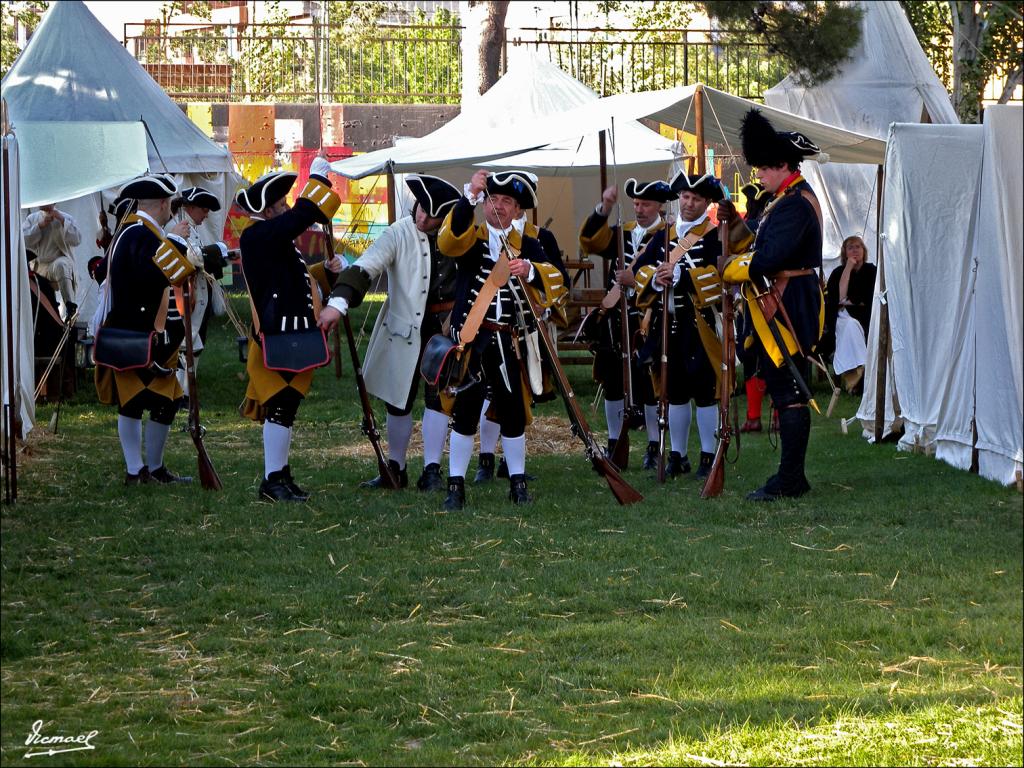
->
[[634, 172, 726, 479], [721, 109, 826, 501], [94, 174, 195, 485], [236, 164, 341, 502], [578, 178, 674, 468], [436, 170, 568, 510]]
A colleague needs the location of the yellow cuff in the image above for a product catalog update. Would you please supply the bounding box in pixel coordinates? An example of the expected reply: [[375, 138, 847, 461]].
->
[[299, 177, 341, 221]]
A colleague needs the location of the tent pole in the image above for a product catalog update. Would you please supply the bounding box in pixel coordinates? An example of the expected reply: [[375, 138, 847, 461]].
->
[[694, 84, 706, 175], [386, 169, 396, 225], [873, 163, 889, 443], [598, 129, 609, 287], [1, 117, 18, 504]]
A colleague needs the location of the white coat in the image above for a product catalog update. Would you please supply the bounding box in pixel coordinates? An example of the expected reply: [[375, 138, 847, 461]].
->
[[359, 216, 436, 409]]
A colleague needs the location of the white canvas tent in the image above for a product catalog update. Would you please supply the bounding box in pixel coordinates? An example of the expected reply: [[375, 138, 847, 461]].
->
[[856, 106, 1023, 486], [332, 55, 684, 256], [1, 130, 35, 445], [1, 0, 241, 320], [765, 0, 958, 273]]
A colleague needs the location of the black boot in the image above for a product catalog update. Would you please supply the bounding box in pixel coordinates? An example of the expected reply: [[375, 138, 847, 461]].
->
[[148, 465, 193, 484], [606, 438, 617, 459], [508, 473, 533, 505], [281, 464, 310, 501], [747, 407, 811, 501], [666, 451, 691, 478], [443, 476, 466, 511], [641, 441, 659, 470], [695, 451, 715, 480], [360, 459, 408, 489], [474, 453, 495, 483], [125, 466, 150, 486], [259, 469, 306, 502], [497, 456, 536, 481], [416, 462, 444, 492]]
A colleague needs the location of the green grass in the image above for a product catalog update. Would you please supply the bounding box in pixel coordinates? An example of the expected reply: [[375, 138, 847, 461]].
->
[[2, 296, 1021, 766]]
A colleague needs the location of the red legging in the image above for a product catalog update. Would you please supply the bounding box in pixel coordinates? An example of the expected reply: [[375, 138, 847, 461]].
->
[[745, 375, 766, 420]]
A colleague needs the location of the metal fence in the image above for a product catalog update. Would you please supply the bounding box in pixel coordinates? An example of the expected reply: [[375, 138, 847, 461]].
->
[[125, 22, 462, 103], [124, 22, 796, 104], [505, 28, 790, 100]]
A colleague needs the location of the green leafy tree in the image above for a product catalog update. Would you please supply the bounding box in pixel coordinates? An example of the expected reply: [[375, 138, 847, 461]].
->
[[701, 1, 863, 86], [1, 1, 47, 77], [902, 0, 1023, 123]]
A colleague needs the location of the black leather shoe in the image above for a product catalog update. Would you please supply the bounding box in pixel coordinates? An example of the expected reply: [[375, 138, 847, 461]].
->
[[497, 457, 536, 481], [281, 464, 310, 501], [416, 462, 444, 492], [641, 441, 659, 470], [443, 476, 466, 511], [148, 465, 193, 484], [125, 466, 150, 486], [359, 460, 408, 489], [259, 470, 307, 502], [745, 475, 810, 502], [508, 473, 533, 505], [474, 453, 495, 483], [666, 452, 691, 478], [695, 451, 714, 480]]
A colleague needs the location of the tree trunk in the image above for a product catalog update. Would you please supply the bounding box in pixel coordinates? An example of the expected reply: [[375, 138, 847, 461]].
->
[[950, 0, 985, 123], [461, 1, 509, 104]]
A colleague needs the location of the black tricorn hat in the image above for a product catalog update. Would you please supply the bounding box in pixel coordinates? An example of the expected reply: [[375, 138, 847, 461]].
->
[[740, 180, 770, 204], [740, 108, 822, 168], [119, 173, 177, 200], [406, 175, 461, 219], [669, 171, 725, 203], [485, 170, 538, 210], [177, 186, 222, 211], [108, 196, 137, 222], [624, 178, 674, 203], [235, 171, 297, 214]]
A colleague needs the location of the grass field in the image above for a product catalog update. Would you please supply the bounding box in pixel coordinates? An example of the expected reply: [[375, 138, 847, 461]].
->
[[2, 297, 1021, 766]]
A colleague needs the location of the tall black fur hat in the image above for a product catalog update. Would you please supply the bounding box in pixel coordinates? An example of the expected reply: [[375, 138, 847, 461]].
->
[[740, 109, 821, 168], [624, 178, 674, 203], [669, 171, 725, 203], [406, 175, 461, 218]]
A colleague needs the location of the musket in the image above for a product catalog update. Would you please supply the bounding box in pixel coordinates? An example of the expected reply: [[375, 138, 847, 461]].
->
[[656, 225, 670, 483], [179, 274, 223, 490], [131, 118, 222, 489], [608, 120, 634, 470], [513, 268, 643, 505], [699, 219, 735, 499], [321, 225, 399, 489]]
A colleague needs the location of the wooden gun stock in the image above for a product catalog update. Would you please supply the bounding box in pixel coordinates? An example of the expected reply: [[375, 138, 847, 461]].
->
[[513, 274, 643, 505], [180, 278, 223, 491], [700, 220, 734, 499], [342, 313, 400, 489]]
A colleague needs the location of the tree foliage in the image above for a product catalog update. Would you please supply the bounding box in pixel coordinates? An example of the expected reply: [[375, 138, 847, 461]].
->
[[0, 1, 47, 78], [701, 1, 863, 86], [900, 0, 1022, 122]]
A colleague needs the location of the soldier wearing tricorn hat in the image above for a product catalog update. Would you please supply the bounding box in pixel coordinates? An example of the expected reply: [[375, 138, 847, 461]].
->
[[236, 159, 342, 502], [93, 174, 196, 486], [319, 173, 463, 494], [719, 108, 826, 501], [433, 169, 569, 510], [578, 177, 675, 470], [632, 171, 727, 480]]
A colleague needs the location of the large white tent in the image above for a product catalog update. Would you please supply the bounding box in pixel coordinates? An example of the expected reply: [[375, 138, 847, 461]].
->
[[765, 0, 958, 272], [1, 0, 241, 320], [856, 106, 1023, 486], [333, 55, 684, 258]]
